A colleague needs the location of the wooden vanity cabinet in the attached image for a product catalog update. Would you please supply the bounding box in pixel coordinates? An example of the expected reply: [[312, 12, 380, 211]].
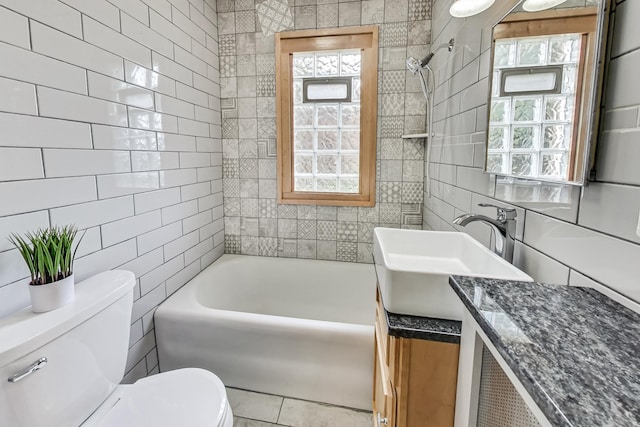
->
[[373, 289, 460, 427]]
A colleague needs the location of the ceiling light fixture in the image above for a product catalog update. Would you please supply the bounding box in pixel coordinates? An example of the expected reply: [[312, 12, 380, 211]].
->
[[449, 0, 496, 18], [522, 0, 569, 12]]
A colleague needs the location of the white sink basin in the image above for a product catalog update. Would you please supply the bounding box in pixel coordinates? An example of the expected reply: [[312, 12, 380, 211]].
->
[[373, 228, 532, 320]]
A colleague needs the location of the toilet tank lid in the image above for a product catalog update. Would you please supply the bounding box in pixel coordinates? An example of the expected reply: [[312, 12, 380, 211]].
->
[[0, 270, 135, 366]]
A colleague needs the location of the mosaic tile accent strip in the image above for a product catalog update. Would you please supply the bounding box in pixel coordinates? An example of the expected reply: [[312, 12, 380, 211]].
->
[[278, 238, 297, 257], [298, 220, 317, 239], [401, 203, 422, 225], [381, 22, 408, 47], [224, 197, 241, 216], [257, 139, 277, 158], [236, 10, 256, 33], [256, 0, 294, 37], [380, 182, 402, 203], [382, 70, 406, 93], [259, 218, 277, 237], [225, 234, 240, 254], [318, 221, 337, 241], [221, 56, 236, 78], [337, 221, 358, 242], [379, 116, 404, 138], [257, 75, 276, 96], [241, 236, 259, 254], [223, 178, 240, 197], [402, 182, 423, 203], [220, 34, 236, 56], [409, 0, 430, 21], [258, 237, 278, 256], [337, 241, 357, 262], [317, 3, 338, 28]]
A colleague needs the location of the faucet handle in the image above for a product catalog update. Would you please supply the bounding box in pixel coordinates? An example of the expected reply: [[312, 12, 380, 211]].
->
[[478, 203, 516, 221]]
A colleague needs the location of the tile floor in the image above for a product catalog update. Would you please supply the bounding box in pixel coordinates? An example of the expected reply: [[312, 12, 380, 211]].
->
[[227, 387, 373, 427]]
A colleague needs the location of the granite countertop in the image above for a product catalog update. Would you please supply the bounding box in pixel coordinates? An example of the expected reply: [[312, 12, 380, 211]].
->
[[384, 308, 461, 344], [449, 275, 640, 427]]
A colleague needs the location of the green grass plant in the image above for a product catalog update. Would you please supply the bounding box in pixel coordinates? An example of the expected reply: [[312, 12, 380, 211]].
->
[[9, 226, 84, 286]]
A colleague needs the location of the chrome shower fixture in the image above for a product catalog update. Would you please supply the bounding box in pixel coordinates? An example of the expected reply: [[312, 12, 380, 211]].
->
[[405, 38, 455, 74]]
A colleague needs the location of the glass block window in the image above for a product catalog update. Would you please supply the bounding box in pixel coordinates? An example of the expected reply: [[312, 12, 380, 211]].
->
[[488, 34, 581, 180], [292, 50, 361, 193]]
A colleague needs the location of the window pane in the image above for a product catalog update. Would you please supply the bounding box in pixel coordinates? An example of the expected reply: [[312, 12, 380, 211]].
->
[[293, 79, 303, 104], [317, 130, 338, 150], [517, 38, 547, 66], [293, 54, 314, 77], [494, 41, 516, 68], [487, 154, 507, 174], [562, 65, 577, 94], [549, 35, 581, 64], [316, 53, 339, 76], [352, 78, 361, 102], [295, 154, 313, 174], [340, 52, 361, 76], [541, 152, 568, 178], [316, 104, 339, 127], [341, 130, 360, 150], [511, 153, 535, 176], [513, 97, 541, 122], [317, 154, 338, 174], [544, 96, 573, 122], [341, 104, 360, 127], [339, 178, 359, 193], [294, 130, 314, 150], [295, 177, 314, 191], [341, 154, 360, 175], [490, 99, 510, 123], [543, 125, 571, 149], [306, 82, 349, 101], [294, 105, 314, 127], [317, 178, 338, 192], [488, 127, 507, 150], [512, 126, 538, 149]]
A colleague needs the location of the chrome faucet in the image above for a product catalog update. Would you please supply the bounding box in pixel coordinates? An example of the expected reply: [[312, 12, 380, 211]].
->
[[452, 203, 517, 263]]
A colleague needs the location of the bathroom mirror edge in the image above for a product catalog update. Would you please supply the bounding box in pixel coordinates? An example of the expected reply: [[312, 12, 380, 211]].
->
[[484, 0, 612, 186]]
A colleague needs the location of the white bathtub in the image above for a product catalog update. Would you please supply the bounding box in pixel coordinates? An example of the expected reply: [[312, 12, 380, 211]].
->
[[155, 254, 376, 410]]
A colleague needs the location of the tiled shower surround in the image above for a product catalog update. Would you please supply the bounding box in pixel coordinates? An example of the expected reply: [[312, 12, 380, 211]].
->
[[0, 0, 222, 382], [221, 0, 433, 262]]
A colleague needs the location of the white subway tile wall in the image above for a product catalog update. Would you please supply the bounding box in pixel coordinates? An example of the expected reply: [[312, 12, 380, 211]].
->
[[427, 0, 640, 305], [0, 0, 222, 383]]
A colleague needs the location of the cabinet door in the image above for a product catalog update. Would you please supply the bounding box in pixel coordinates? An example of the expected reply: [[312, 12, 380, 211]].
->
[[373, 320, 395, 427]]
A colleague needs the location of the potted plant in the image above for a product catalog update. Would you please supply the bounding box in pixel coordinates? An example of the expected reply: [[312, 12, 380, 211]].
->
[[9, 226, 83, 313]]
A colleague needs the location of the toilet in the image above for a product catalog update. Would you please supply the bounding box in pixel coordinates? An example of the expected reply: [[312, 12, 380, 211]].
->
[[0, 270, 233, 427]]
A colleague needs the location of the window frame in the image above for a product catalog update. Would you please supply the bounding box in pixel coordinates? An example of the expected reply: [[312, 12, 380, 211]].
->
[[275, 26, 378, 206], [490, 9, 598, 182]]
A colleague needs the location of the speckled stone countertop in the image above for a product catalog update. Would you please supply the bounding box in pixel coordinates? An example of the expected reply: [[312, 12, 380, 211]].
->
[[449, 275, 640, 427], [384, 308, 461, 344]]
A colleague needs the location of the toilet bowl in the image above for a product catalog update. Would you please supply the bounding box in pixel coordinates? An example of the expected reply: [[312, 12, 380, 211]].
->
[[0, 270, 233, 427]]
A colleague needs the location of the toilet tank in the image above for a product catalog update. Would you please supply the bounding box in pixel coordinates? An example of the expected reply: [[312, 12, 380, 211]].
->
[[0, 270, 136, 427]]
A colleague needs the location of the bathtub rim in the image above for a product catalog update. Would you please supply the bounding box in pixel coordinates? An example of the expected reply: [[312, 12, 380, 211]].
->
[[157, 254, 375, 336]]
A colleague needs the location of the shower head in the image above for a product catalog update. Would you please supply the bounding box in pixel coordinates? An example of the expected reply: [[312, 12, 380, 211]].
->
[[406, 57, 422, 74], [406, 38, 455, 74]]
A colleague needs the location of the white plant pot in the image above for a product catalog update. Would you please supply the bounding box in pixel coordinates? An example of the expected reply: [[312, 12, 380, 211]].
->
[[28, 274, 75, 313]]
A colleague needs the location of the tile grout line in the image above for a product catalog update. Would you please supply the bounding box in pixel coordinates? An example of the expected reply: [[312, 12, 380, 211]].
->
[[276, 395, 286, 425]]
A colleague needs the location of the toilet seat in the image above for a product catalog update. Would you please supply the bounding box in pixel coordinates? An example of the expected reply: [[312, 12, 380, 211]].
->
[[82, 368, 233, 427]]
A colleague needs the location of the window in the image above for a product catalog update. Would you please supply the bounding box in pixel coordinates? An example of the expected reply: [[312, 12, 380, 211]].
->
[[275, 27, 378, 206]]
